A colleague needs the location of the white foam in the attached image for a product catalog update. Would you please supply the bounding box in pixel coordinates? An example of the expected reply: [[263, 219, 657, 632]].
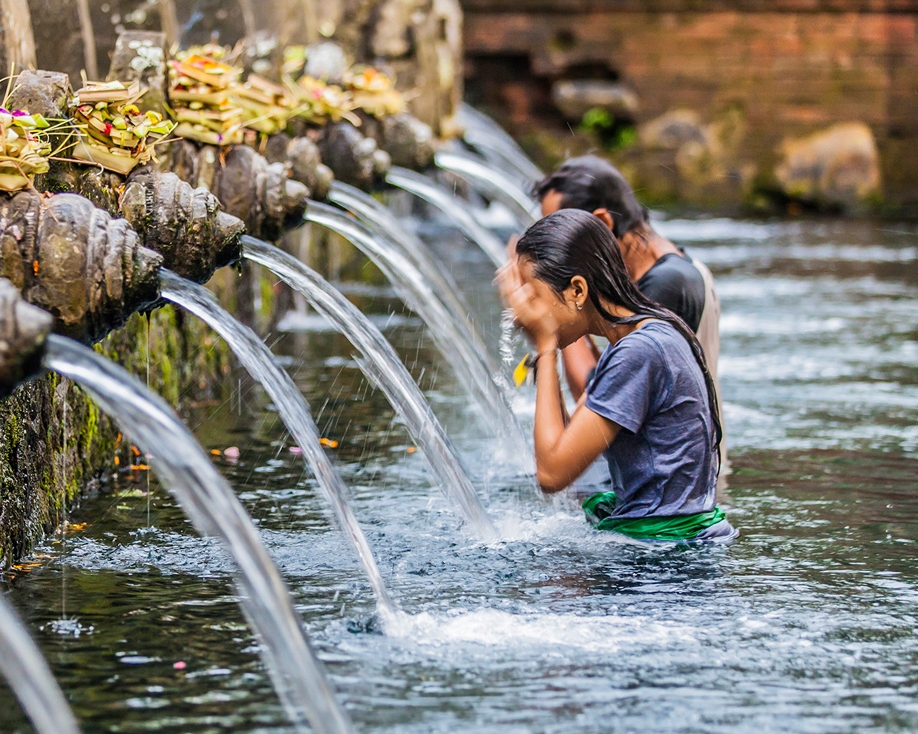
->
[[720, 313, 846, 335], [384, 608, 693, 652]]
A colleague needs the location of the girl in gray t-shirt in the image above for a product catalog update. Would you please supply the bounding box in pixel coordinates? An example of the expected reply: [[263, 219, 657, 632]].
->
[[497, 209, 735, 543]]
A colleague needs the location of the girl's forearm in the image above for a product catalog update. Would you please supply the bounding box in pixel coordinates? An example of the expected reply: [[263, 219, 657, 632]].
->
[[533, 348, 566, 476]]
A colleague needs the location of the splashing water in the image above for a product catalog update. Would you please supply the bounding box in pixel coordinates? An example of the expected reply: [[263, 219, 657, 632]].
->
[[242, 236, 499, 540], [458, 103, 545, 184], [327, 181, 481, 344], [43, 334, 352, 734], [159, 270, 397, 620], [304, 201, 530, 458], [434, 151, 539, 230]]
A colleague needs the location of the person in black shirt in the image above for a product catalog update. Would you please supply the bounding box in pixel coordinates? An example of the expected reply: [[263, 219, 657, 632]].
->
[[534, 155, 715, 402]]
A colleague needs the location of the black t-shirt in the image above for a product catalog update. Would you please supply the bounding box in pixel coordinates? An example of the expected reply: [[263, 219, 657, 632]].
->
[[636, 252, 706, 332]]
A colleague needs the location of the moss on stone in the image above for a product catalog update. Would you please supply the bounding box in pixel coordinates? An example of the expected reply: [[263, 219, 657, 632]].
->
[[0, 303, 232, 568]]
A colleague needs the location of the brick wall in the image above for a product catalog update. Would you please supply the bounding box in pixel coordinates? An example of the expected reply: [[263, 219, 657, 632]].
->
[[462, 2, 918, 212]]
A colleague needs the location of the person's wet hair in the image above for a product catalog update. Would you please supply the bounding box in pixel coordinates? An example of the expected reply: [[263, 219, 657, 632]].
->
[[533, 155, 648, 239], [515, 209, 722, 465]]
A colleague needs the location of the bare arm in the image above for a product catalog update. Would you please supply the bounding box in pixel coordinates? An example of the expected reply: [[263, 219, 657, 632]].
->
[[532, 349, 620, 492], [496, 260, 620, 493], [561, 336, 600, 401]]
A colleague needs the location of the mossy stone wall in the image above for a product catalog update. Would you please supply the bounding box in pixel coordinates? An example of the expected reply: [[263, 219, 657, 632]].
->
[[0, 305, 231, 568]]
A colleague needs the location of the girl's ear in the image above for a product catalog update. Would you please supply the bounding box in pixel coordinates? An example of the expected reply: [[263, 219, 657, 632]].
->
[[567, 275, 588, 310]]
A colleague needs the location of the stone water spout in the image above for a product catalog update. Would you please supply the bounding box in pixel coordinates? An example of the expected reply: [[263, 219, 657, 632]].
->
[[358, 112, 436, 171], [163, 140, 309, 240], [120, 168, 246, 282], [102, 31, 314, 227], [0, 277, 52, 397], [9, 71, 247, 283], [294, 40, 435, 185], [264, 134, 335, 200], [0, 191, 161, 343], [315, 121, 390, 190]]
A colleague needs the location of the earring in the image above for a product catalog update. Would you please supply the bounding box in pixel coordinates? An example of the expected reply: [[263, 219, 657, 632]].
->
[[576, 303, 583, 311]]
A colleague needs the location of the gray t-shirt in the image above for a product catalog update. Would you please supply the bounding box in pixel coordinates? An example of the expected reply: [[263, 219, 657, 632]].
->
[[584, 321, 717, 519]]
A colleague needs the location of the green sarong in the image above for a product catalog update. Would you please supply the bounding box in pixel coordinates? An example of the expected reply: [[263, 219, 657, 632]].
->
[[582, 491, 726, 542]]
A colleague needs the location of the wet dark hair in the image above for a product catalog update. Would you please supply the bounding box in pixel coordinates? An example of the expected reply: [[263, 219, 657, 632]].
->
[[533, 155, 648, 239], [516, 209, 722, 469]]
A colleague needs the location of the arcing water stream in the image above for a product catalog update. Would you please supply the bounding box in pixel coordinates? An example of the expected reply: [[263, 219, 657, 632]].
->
[[385, 166, 508, 269], [42, 334, 352, 734], [326, 181, 479, 342], [0, 593, 80, 734], [457, 103, 545, 185], [433, 151, 539, 229], [241, 236, 498, 540], [304, 201, 530, 457], [159, 270, 397, 620]]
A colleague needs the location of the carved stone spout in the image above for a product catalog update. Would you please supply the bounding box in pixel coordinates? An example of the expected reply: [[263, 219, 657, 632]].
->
[[8, 70, 247, 282], [263, 134, 335, 200], [359, 112, 436, 171], [316, 121, 390, 190], [0, 191, 162, 343], [0, 277, 52, 397], [164, 141, 309, 239], [121, 168, 245, 282]]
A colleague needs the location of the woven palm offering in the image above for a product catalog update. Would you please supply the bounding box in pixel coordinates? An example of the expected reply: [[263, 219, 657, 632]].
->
[[343, 66, 406, 118], [0, 109, 52, 192], [287, 74, 359, 126], [70, 81, 175, 175], [234, 75, 296, 135], [169, 50, 245, 145]]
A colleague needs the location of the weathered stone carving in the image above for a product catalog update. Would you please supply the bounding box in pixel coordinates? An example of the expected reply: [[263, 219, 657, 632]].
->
[[0, 278, 52, 397], [359, 113, 436, 171], [316, 121, 385, 189], [121, 168, 246, 282], [107, 31, 170, 113], [264, 134, 335, 200], [0, 191, 162, 343], [162, 141, 309, 239], [9, 70, 247, 281]]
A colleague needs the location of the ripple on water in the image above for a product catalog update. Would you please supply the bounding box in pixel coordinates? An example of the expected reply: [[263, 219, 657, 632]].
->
[[4, 219, 918, 733]]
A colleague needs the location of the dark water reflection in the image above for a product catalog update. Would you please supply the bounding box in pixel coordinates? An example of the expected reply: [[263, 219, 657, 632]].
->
[[2, 216, 918, 732]]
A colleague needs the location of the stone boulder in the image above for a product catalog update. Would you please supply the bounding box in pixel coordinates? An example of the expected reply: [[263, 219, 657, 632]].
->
[[775, 122, 881, 210], [551, 80, 638, 123], [639, 109, 708, 150]]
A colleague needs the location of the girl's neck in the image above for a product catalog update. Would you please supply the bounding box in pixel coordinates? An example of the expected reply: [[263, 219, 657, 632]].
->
[[587, 301, 643, 346]]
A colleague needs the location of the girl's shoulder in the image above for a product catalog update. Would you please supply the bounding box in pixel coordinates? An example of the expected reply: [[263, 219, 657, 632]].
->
[[598, 320, 677, 363], [594, 321, 673, 380]]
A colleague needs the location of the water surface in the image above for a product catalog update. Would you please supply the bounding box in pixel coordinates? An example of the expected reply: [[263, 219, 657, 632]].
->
[[2, 216, 917, 733]]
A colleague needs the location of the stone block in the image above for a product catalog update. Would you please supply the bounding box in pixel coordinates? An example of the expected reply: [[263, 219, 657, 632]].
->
[[774, 121, 881, 210], [551, 80, 639, 122]]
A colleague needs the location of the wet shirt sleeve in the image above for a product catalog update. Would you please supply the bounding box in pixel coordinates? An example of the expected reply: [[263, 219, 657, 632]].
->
[[584, 334, 667, 435]]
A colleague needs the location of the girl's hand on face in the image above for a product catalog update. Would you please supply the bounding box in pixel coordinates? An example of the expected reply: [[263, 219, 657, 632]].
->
[[496, 259, 559, 353]]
